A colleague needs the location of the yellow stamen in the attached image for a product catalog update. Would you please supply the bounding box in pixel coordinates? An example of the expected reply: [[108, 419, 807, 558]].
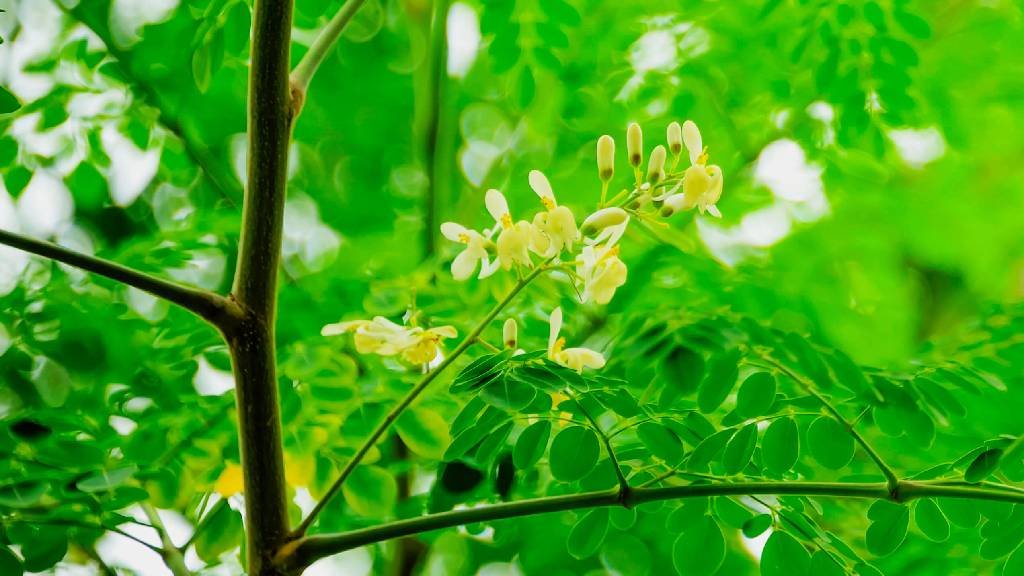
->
[[500, 213, 513, 229], [551, 336, 566, 355], [600, 245, 620, 262], [458, 233, 470, 244], [697, 147, 709, 166], [541, 197, 556, 211]]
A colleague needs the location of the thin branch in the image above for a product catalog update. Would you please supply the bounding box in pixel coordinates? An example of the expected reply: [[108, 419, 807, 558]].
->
[[764, 356, 900, 492], [290, 0, 370, 104], [568, 389, 629, 496], [277, 479, 1024, 571], [141, 503, 192, 576], [294, 264, 551, 536], [0, 228, 241, 326], [16, 517, 161, 554]]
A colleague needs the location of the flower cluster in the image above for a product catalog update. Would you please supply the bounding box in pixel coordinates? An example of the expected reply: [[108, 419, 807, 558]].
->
[[320, 317, 457, 365], [325, 121, 724, 373]]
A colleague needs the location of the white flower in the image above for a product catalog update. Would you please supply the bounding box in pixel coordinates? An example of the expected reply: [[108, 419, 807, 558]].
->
[[580, 207, 630, 248], [485, 189, 533, 269], [322, 317, 457, 364], [528, 170, 578, 257], [547, 307, 605, 373], [440, 222, 498, 280], [661, 120, 725, 218], [576, 243, 628, 305]]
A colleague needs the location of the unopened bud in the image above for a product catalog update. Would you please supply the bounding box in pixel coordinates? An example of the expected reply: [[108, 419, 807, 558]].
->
[[660, 193, 688, 217], [503, 318, 518, 349], [581, 207, 629, 236], [682, 120, 702, 164], [647, 145, 667, 185], [667, 121, 683, 155], [597, 135, 615, 182], [627, 123, 643, 168]]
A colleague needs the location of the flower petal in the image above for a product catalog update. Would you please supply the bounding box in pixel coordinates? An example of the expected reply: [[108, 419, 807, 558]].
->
[[683, 120, 703, 165], [451, 247, 479, 280], [440, 221, 468, 242], [548, 307, 563, 355], [485, 189, 509, 222], [528, 170, 555, 203]]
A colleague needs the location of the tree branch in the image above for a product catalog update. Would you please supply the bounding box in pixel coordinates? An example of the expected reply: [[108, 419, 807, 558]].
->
[[277, 479, 1024, 571], [141, 503, 192, 576], [226, 0, 295, 573], [0, 228, 241, 326], [293, 264, 551, 537], [289, 0, 370, 113]]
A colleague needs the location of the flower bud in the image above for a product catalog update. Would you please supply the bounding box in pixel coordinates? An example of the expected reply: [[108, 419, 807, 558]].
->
[[503, 318, 518, 349], [597, 135, 615, 182], [667, 121, 683, 155], [660, 193, 689, 217], [626, 122, 643, 168], [646, 145, 667, 185], [581, 207, 629, 236]]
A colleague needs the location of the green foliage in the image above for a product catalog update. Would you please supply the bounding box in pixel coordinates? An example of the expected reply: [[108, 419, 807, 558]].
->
[[1, 0, 1024, 574]]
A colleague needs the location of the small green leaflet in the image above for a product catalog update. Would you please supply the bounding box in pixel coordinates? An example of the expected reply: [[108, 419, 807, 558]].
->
[[736, 371, 776, 417], [513, 420, 551, 469], [866, 500, 909, 556], [965, 448, 1003, 483], [567, 508, 609, 559], [722, 423, 758, 474], [672, 515, 725, 575], [914, 498, 950, 542], [549, 426, 599, 482], [697, 349, 740, 413], [762, 416, 799, 474], [761, 530, 811, 576], [807, 416, 855, 470]]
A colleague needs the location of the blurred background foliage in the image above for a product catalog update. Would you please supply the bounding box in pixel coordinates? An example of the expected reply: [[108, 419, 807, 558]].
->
[[1, 0, 1023, 574]]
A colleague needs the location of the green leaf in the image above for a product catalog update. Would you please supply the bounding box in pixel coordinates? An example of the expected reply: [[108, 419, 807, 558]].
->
[[697, 349, 740, 413], [396, 408, 451, 460], [342, 0, 384, 43], [761, 530, 811, 576], [1005, 542, 1024, 576], [714, 496, 753, 528], [807, 416, 855, 470], [736, 372, 776, 417], [567, 508, 609, 559], [549, 426, 600, 482], [0, 546, 22, 576], [0, 86, 20, 114], [687, 428, 735, 471], [810, 550, 846, 576], [30, 357, 72, 408], [76, 465, 138, 492], [21, 528, 67, 572], [965, 448, 1003, 483], [722, 422, 758, 474], [742, 514, 773, 538], [866, 500, 909, 556], [672, 515, 725, 575], [914, 498, 950, 542], [194, 503, 244, 563], [937, 497, 980, 528], [762, 416, 799, 474], [0, 481, 47, 508], [660, 346, 705, 407], [636, 422, 684, 464], [666, 498, 709, 532], [342, 466, 397, 516], [893, 10, 931, 39], [600, 533, 651, 576], [480, 373, 537, 411], [513, 420, 551, 469]]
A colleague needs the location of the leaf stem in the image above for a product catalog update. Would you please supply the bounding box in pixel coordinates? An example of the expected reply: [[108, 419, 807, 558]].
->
[[290, 0, 370, 107], [278, 480, 1024, 571], [293, 264, 550, 537], [0, 228, 241, 326], [568, 389, 630, 497], [141, 503, 192, 576], [764, 356, 901, 492]]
